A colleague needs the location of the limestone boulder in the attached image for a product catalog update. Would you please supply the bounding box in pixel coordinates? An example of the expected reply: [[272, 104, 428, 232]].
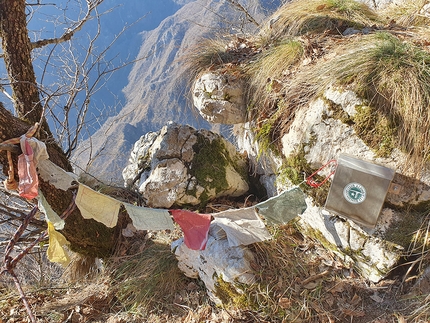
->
[[123, 122, 249, 208], [193, 72, 247, 124], [172, 223, 256, 305]]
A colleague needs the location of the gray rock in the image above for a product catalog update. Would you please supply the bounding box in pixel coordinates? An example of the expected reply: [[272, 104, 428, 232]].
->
[[123, 123, 249, 208], [193, 73, 247, 124]]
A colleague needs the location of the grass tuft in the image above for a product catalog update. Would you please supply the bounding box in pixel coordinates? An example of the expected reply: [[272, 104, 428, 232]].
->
[[181, 36, 239, 86], [382, 0, 430, 27], [250, 31, 430, 171], [110, 241, 202, 317], [322, 32, 430, 168], [240, 224, 337, 322], [266, 0, 379, 39]]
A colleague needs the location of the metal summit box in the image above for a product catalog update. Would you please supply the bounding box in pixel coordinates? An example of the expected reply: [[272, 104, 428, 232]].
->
[[325, 154, 395, 228]]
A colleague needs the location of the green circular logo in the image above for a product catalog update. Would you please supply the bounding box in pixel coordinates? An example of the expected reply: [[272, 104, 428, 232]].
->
[[343, 182, 366, 204]]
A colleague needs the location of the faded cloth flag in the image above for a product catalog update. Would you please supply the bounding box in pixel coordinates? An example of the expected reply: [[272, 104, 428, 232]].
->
[[212, 207, 272, 247], [255, 187, 307, 225], [75, 184, 121, 228], [38, 191, 65, 230], [170, 209, 211, 251], [38, 159, 77, 191], [47, 222, 71, 267], [123, 203, 174, 231]]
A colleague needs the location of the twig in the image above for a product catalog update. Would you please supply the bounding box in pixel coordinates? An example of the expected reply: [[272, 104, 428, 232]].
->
[[0, 191, 77, 322], [9, 271, 37, 323], [0, 143, 20, 153], [2, 207, 38, 267], [300, 269, 330, 286], [1, 207, 38, 323]]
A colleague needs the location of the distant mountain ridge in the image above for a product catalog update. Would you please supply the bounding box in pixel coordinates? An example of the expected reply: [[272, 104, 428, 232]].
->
[[72, 0, 281, 184]]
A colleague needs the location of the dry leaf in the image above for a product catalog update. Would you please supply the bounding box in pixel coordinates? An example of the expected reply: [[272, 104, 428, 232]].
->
[[330, 282, 346, 294], [351, 293, 362, 306], [342, 308, 365, 317], [370, 293, 384, 303], [325, 293, 335, 307], [278, 297, 292, 308]]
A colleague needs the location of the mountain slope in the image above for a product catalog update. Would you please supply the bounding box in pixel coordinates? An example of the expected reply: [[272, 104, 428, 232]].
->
[[72, 0, 281, 184]]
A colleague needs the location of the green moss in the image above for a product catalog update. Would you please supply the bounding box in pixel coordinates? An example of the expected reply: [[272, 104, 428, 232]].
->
[[352, 105, 396, 157], [67, 219, 116, 258], [190, 134, 248, 205], [277, 145, 330, 206], [303, 225, 387, 277], [408, 200, 430, 214], [383, 210, 424, 249], [214, 275, 248, 307], [323, 96, 397, 158], [323, 97, 354, 125], [255, 120, 277, 155], [342, 246, 372, 263], [303, 225, 339, 253]]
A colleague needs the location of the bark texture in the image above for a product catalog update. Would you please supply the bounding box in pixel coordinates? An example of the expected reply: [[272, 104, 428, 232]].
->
[[0, 0, 42, 124]]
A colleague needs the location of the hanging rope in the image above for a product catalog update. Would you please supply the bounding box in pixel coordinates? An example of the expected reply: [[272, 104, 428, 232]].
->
[[4, 151, 18, 190], [306, 159, 338, 188]]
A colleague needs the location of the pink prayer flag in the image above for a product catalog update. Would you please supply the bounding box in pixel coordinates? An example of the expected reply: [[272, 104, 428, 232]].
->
[[170, 209, 211, 250], [18, 137, 39, 199]]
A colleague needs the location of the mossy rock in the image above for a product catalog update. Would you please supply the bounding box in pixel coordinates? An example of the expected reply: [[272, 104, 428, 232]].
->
[[277, 144, 330, 207], [188, 131, 249, 206]]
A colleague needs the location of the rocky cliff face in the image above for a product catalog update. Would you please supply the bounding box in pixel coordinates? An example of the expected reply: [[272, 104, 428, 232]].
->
[[72, 0, 281, 184]]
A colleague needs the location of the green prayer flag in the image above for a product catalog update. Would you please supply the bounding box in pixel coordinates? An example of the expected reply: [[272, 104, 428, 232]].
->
[[255, 187, 307, 225]]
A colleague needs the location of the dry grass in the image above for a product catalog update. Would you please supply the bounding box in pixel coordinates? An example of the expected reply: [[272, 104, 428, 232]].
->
[[181, 36, 238, 85], [246, 39, 304, 83], [382, 0, 430, 27], [244, 39, 305, 152], [245, 29, 430, 170], [320, 32, 430, 168], [266, 0, 379, 39], [109, 240, 206, 318], [407, 294, 430, 322], [5, 0, 430, 321], [181, 0, 430, 171], [209, 223, 422, 322], [63, 253, 100, 282], [2, 222, 430, 322]]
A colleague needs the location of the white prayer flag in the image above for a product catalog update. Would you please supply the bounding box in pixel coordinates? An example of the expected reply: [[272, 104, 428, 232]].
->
[[123, 202, 174, 231], [75, 184, 121, 228], [212, 207, 271, 247]]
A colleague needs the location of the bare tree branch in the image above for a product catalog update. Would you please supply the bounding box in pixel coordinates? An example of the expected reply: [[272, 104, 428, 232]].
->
[[30, 0, 105, 49], [225, 0, 260, 27]]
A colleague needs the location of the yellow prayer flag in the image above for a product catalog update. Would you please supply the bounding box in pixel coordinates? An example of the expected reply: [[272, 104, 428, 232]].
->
[[47, 222, 71, 266]]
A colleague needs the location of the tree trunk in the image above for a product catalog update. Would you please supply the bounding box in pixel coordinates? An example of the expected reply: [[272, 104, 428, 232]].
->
[[0, 1, 119, 258], [0, 0, 43, 124], [0, 104, 119, 258]]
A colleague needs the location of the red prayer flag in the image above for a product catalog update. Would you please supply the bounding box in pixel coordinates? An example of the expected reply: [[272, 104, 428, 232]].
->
[[170, 209, 211, 250]]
